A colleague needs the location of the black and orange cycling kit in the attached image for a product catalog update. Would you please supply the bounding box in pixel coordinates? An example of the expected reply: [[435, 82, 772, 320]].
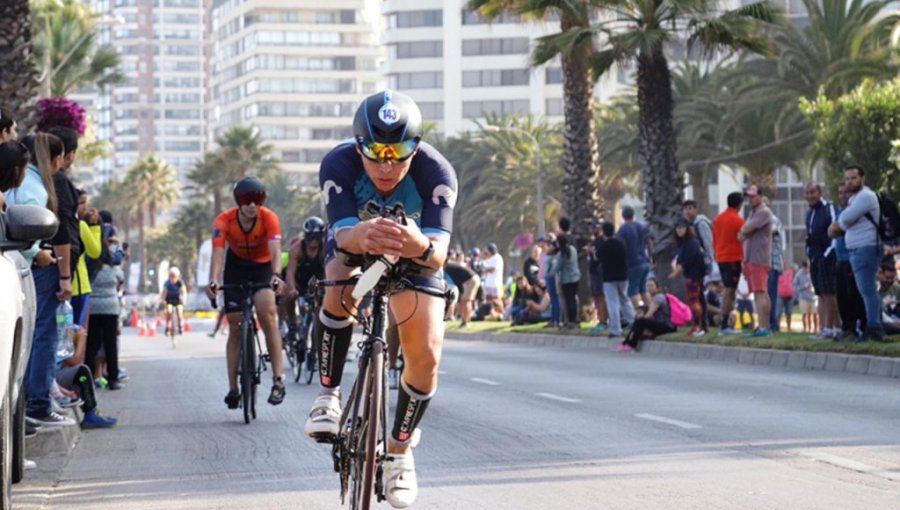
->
[[212, 207, 282, 312]]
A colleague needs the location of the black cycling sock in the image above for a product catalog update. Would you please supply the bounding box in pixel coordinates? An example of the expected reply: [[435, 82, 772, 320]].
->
[[317, 309, 353, 389], [392, 379, 434, 445]]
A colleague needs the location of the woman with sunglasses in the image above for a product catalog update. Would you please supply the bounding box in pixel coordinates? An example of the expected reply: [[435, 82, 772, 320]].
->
[[304, 90, 457, 508], [204, 176, 287, 408]]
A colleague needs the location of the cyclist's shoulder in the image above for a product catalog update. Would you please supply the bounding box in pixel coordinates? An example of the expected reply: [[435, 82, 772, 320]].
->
[[320, 142, 362, 177], [409, 142, 456, 182], [214, 207, 239, 225]]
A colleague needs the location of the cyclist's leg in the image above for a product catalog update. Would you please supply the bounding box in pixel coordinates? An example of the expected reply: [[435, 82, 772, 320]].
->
[[387, 290, 443, 454], [225, 311, 242, 391], [253, 288, 283, 378], [176, 304, 184, 333], [165, 304, 173, 332], [314, 258, 360, 394]]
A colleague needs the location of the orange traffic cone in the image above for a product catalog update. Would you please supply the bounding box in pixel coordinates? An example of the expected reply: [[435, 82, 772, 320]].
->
[[138, 320, 148, 336], [183, 319, 191, 332], [130, 308, 139, 328]]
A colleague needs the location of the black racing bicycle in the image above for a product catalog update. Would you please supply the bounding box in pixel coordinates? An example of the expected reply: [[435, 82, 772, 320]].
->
[[316, 260, 448, 509], [211, 282, 271, 424], [286, 290, 318, 385]]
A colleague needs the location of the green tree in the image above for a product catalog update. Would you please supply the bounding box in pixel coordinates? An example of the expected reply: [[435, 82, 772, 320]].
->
[[586, 0, 781, 273], [800, 78, 900, 196], [468, 0, 603, 237], [127, 154, 179, 290], [31, 0, 123, 97], [0, 0, 40, 128], [215, 125, 279, 181], [188, 152, 232, 214]]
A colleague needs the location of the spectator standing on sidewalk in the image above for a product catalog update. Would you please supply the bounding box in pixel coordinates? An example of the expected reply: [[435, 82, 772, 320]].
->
[[768, 212, 786, 332], [617, 206, 652, 308], [683, 200, 717, 278], [670, 218, 708, 336], [833, 183, 866, 340], [552, 234, 582, 329], [738, 185, 773, 337], [597, 222, 635, 338], [712, 192, 745, 334], [829, 165, 885, 341], [588, 222, 609, 332], [482, 242, 504, 314], [542, 234, 562, 328], [804, 182, 840, 339]]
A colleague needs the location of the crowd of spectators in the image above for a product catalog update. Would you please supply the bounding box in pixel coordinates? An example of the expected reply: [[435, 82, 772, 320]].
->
[[2, 106, 130, 472], [443, 166, 900, 352]]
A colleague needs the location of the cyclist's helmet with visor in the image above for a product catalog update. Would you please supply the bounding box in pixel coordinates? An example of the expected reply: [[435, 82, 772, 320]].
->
[[303, 216, 326, 241], [233, 176, 266, 206], [353, 90, 422, 164]]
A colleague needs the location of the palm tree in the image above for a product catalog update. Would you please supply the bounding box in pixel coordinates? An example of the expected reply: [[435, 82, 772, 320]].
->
[[0, 0, 40, 127], [188, 152, 231, 214], [215, 125, 280, 181], [585, 0, 781, 273], [127, 154, 179, 290], [174, 200, 214, 255], [31, 0, 122, 97], [595, 94, 641, 217], [467, 0, 603, 238]]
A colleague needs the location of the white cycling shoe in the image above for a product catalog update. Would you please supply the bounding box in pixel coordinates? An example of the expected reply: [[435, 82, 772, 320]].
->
[[304, 394, 342, 440], [383, 451, 417, 508]]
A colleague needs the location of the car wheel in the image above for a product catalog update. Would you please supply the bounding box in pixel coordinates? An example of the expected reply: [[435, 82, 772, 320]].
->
[[12, 385, 25, 484], [1, 390, 13, 510]]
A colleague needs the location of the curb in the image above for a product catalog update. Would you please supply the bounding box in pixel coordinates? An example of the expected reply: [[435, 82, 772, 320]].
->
[[13, 408, 82, 509], [445, 331, 900, 379]]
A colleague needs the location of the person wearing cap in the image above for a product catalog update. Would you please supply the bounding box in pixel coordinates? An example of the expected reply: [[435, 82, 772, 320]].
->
[[738, 184, 774, 338], [616, 205, 652, 308], [828, 165, 885, 341], [712, 192, 745, 334]]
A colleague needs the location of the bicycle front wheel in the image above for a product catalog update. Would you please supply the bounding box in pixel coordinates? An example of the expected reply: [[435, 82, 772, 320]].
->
[[241, 320, 253, 424], [304, 320, 316, 385], [360, 342, 384, 509]]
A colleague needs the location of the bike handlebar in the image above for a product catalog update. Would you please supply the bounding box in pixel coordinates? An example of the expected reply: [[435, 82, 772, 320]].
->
[[208, 281, 277, 310]]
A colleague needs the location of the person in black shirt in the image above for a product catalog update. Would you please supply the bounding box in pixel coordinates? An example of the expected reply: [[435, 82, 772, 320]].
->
[[588, 222, 609, 332], [444, 259, 480, 327], [522, 244, 541, 287], [596, 222, 635, 338], [670, 218, 708, 336]]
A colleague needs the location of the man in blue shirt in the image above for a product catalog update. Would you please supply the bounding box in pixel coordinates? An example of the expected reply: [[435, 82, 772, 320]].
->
[[616, 205, 652, 308]]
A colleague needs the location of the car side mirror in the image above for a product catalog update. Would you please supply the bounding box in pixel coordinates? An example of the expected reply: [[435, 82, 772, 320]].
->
[[0, 205, 59, 253]]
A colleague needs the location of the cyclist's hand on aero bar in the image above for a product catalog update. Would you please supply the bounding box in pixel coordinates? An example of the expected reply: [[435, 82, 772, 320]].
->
[[393, 219, 431, 260], [361, 217, 405, 259], [271, 275, 285, 296]]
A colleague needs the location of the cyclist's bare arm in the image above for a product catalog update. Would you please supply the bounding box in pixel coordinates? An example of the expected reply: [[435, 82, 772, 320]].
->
[[286, 241, 302, 295], [206, 246, 226, 300], [268, 238, 284, 296]]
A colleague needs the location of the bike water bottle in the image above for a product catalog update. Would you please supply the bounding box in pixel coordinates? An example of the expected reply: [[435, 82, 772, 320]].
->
[[56, 300, 76, 361]]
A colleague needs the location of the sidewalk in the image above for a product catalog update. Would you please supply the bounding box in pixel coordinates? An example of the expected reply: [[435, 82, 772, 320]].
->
[[445, 330, 900, 379], [12, 408, 83, 509]]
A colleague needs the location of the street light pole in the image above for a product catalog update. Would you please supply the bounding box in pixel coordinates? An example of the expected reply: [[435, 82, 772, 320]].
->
[[486, 125, 546, 238]]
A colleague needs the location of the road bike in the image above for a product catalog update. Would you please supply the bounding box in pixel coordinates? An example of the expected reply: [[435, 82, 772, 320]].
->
[[211, 282, 271, 424], [316, 260, 447, 509], [164, 303, 180, 349]]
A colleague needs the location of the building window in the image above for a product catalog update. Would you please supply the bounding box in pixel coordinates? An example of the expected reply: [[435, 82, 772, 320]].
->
[[462, 100, 530, 118], [546, 67, 562, 84], [462, 69, 529, 87], [461, 9, 521, 25], [418, 101, 444, 120], [390, 10, 442, 28], [462, 37, 529, 56], [391, 41, 443, 59], [546, 98, 563, 116], [388, 72, 443, 89]]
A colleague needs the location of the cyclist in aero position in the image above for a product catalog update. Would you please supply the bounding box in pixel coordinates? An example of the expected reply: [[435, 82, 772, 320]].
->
[[160, 267, 186, 335], [284, 216, 327, 327], [205, 177, 288, 408], [304, 90, 457, 508]]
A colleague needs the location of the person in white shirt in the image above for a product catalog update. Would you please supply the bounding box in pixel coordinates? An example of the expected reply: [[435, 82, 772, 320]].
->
[[482, 242, 504, 312]]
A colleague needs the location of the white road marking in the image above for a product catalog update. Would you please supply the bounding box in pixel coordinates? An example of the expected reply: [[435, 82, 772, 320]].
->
[[438, 370, 447, 375], [635, 413, 702, 430], [536, 392, 580, 403], [803, 452, 900, 482], [470, 377, 500, 386]]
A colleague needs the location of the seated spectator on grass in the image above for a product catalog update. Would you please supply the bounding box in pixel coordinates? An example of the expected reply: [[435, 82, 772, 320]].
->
[[794, 261, 817, 334], [705, 276, 724, 327], [878, 263, 900, 335], [735, 274, 755, 331], [616, 278, 675, 353]]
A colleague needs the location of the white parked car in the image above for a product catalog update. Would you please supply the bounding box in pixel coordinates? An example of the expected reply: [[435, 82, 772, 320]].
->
[[1, 205, 58, 509]]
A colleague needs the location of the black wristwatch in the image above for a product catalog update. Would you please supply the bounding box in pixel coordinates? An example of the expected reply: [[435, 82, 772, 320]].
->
[[419, 240, 434, 262]]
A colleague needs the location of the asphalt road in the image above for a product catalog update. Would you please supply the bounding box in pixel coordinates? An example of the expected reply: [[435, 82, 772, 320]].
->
[[12, 319, 900, 509]]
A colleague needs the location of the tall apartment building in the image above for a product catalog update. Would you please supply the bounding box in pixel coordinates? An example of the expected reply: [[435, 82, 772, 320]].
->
[[87, 0, 210, 189], [380, 0, 628, 136], [209, 0, 382, 186]]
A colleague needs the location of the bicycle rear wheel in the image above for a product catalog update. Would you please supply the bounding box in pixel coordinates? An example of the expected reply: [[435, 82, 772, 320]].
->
[[241, 320, 253, 424], [292, 322, 305, 383]]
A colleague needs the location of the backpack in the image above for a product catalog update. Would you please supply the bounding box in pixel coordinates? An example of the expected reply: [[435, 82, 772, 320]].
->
[[864, 192, 900, 243], [666, 293, 693, 327], [777, 269, 794, 298]]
